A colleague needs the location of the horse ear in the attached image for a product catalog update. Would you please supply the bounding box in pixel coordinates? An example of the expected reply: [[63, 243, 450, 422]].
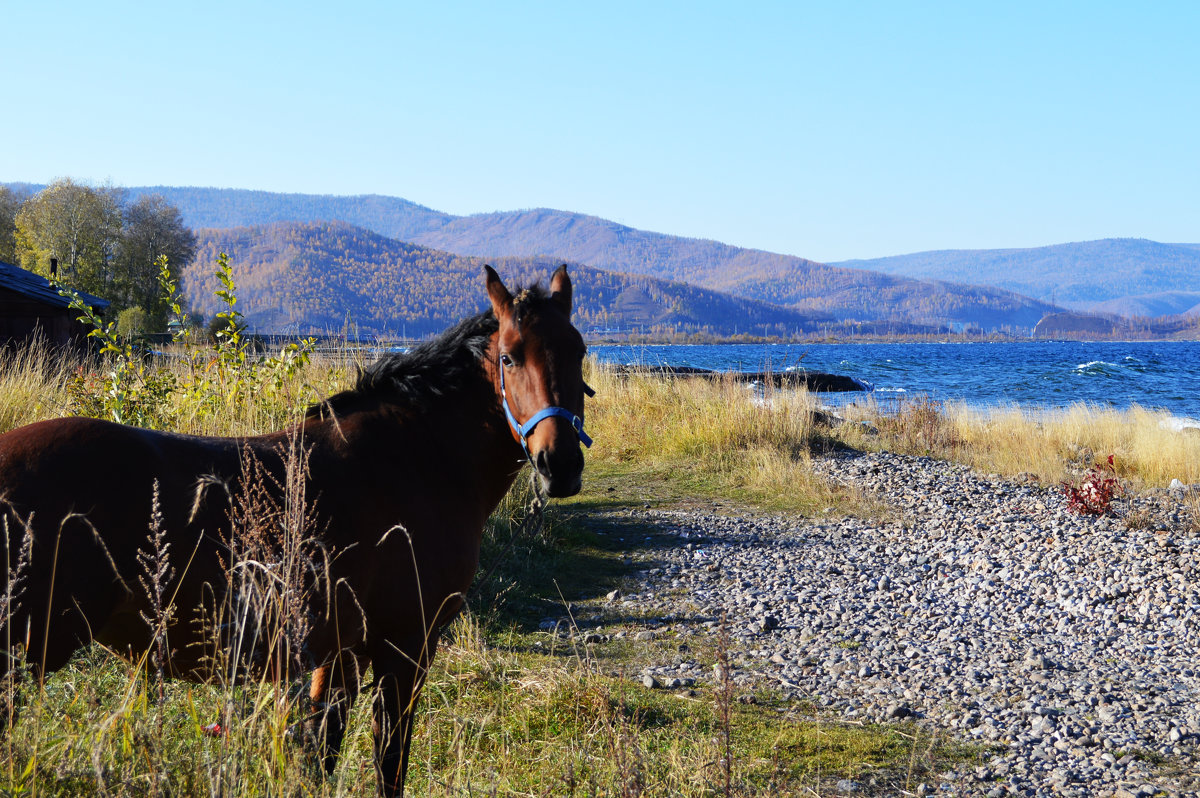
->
[[550, 264, 572, 313], [485, 266, 512, 317]]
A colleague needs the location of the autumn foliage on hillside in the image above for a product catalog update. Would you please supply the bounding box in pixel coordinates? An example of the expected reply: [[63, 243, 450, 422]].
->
[[186, 222, 834, 337]]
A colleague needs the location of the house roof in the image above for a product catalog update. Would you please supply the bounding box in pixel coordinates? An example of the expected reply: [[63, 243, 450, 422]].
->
[[0, 260, 111, 311]]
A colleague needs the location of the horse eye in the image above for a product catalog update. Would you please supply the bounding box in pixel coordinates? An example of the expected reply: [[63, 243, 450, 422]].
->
[[500, 353, 514, 368]]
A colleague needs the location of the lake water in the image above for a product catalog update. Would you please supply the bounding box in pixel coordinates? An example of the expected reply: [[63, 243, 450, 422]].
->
[[590, 341, 1200, 422]]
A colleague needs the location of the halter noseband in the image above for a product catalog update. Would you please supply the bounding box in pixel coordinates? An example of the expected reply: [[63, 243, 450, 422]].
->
[[499, 360, 593, 460]]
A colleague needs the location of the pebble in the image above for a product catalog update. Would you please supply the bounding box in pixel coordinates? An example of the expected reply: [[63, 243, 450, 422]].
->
[[598, 449, 1200, 795]]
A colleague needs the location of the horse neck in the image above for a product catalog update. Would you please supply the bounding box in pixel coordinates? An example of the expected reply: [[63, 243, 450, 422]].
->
[[431, 395, 527, 517], [304, 368, 526, 520]]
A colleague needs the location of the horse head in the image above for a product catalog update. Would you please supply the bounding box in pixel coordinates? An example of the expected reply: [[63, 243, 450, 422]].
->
[[486, 264, 591, 498]]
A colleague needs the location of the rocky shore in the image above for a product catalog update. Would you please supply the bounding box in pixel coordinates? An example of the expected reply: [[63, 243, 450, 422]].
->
[[587, 450, 1200, 796]]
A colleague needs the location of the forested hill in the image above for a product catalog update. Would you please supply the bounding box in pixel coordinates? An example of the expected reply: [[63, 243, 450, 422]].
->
[[834, 238, 1200, 310], [187, 222, 837, 337], [377, 208, 1063, 327], [132, 186, 455, 240], [5, 182, 1061, 330], [4, 182, 454, 241]]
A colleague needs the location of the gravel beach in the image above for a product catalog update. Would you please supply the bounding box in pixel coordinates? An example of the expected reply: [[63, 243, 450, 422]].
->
[[588, 450, 1200, 796]]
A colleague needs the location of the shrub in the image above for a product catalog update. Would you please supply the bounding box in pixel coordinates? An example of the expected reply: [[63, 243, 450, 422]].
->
[[1062, 454, 1123, 515], [116, 306, 149, 338], [59, 253, 317, 430]]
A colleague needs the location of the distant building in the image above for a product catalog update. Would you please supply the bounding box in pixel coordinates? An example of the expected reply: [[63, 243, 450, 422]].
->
[[0, 260, 110, 351]]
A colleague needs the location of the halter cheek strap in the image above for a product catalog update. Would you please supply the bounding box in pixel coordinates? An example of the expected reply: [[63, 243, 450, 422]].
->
[[499, 362, 593, 460]]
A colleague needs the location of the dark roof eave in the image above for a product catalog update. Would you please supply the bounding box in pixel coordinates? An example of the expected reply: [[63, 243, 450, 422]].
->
[[0, 260, 111, 310]]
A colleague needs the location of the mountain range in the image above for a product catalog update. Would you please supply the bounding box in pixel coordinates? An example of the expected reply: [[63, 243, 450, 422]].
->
[[6, 182, 1197, 336], [187, 222, 844, 338], [117, 186, 1058, 332], [833, 238, 1200, 314]]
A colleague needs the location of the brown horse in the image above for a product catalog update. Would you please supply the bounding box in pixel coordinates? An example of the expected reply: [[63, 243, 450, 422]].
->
[[0, 265, 591, 795]]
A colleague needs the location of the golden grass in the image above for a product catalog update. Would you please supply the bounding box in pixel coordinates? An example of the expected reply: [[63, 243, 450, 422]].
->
[[0, 340, 353, 438], [0, 341, 75, 434], [581, 362, 868, 514], [948, 402, 1200, 487], [4, 345, 1195, 497], [836, 394, 1200, 489], [162, 348, 352, 438], [585, 365, 814, 462]]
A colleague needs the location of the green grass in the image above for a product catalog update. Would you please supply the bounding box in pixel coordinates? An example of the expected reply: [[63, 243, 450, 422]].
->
[[406, 625, 984, 796]]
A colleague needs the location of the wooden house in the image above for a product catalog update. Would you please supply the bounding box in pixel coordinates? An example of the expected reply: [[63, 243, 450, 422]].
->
[[0, 260, 110, 351]]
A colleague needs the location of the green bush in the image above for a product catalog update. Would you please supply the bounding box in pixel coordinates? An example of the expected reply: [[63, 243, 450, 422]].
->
[[116, 306, 149, 338], [60, 253, 316, 430]]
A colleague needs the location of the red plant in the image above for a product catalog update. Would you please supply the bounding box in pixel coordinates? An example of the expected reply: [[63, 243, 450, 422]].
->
[[1062, 454, 1123, 516]]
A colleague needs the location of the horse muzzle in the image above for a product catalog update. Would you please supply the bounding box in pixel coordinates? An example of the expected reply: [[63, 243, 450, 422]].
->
[[499, 370, 591, 497], [532, 433, 585, 498]]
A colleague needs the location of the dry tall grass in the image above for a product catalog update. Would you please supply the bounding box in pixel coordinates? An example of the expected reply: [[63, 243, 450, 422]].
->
[[0, 341, 75, 434], [4, 344, 1194, 497], [583, 363, 864, 513], [0, 339, 352, 438], [836, 395, 1200, 489], [949, 402, 1200, 487]]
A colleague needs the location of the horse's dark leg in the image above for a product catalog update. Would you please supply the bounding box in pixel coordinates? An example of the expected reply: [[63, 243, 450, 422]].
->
[[307, 653, 363, 776], [370, 640, 437, 798], [0, 583, 110, 735], [15, 515, 127, 680]]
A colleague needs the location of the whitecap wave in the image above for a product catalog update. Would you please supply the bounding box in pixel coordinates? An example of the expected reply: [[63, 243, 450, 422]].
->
[[1159, 417, 1200, 433]]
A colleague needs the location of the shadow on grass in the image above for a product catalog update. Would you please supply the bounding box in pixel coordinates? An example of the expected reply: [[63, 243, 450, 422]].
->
[[469, 490, 674, 634]]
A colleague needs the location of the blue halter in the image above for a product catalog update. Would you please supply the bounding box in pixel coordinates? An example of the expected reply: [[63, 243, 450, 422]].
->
[[499, 360, 593, 460]]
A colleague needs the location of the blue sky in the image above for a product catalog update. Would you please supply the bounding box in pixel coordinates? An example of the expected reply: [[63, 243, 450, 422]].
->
[[2, 1, 1196, 261]]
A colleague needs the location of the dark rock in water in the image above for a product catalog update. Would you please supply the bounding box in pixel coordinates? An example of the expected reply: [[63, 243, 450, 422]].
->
[[611, 364, 870, 392]]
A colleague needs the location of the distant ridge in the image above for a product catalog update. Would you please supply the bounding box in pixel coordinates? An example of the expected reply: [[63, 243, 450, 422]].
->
[[1089, 291, 1200, 319], [5, 184, 1055, 331], [833, 238, 1200, 312], [128, 186, 455, 240], [9, 182, 1197, 325]]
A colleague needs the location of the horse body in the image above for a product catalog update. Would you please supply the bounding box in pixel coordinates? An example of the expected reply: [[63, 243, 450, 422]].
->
[[0, 265, 589, 796]]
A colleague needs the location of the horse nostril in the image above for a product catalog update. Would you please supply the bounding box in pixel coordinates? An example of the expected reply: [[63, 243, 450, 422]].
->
[[535, 449, 552, 479]]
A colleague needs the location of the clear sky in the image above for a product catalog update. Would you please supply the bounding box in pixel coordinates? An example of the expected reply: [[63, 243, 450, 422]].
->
[[2, 1, 1196, 262]]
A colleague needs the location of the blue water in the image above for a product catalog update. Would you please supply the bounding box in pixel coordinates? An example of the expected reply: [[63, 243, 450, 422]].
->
[[591, 341, 1200, 420]]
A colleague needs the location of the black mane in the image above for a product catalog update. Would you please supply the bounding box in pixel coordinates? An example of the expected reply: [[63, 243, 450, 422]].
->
[[305, 282, 554, 420]]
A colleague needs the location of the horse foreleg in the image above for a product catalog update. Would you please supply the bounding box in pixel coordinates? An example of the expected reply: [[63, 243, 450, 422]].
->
[[306, 653, 363, 776], [370, 642, 437, 798]]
